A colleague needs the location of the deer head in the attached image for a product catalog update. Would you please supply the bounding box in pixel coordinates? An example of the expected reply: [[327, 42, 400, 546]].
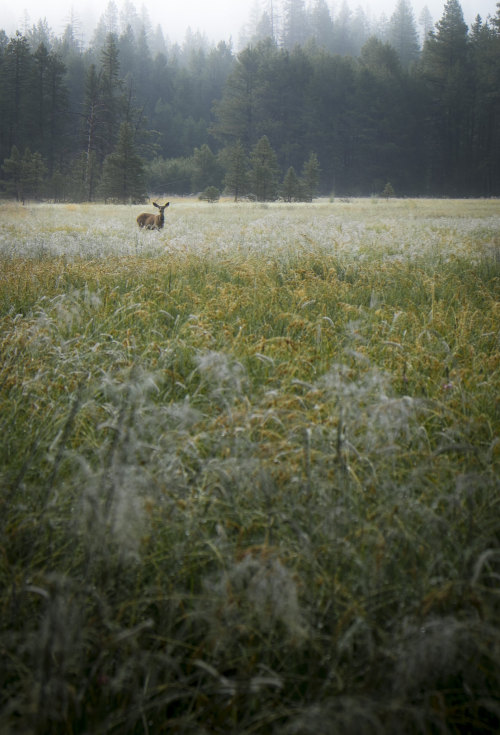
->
[[137, 201, 170, 230]]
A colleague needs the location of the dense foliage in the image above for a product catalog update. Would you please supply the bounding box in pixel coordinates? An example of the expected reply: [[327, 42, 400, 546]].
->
[[1, 0, 500, 199]]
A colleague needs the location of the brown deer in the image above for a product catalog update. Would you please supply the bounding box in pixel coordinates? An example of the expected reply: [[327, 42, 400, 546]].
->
[[137, 201, 170, 230]]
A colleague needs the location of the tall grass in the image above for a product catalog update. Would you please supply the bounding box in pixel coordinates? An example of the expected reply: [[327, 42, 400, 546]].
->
[[1, 198, 499, 733]]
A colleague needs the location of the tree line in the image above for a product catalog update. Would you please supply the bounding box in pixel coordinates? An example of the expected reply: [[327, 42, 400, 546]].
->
[[1, 0, 499, 201]]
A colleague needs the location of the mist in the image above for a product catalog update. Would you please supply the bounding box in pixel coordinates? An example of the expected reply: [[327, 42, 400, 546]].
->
[[2, 0, 496, 47]]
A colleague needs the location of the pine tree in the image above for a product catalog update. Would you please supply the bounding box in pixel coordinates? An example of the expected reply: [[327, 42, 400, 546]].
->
[[1, 145, 46, 202], [250, 135, 280, 201], [33, 43, 68, 176], [0, 33, 33, 160], [100, 33, 123, 158], [212, 45, 262, 149], [82, 63, 102, 201], [223, 140, 249, 201], [301, 152, 321, 200], [468, 14, 500, 193], [419, 6, 434, 42], [100, 121, 146, 202], [421, 0, 471, 194], [1, 145, 23, 200], [388, 0, 420, 68], [282, 0, 309, 49], [309, 0, 335, 52], [192, 144, 223, 192], [281, 166, 301, 201]]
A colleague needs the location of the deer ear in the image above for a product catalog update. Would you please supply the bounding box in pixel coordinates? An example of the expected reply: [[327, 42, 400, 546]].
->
[[153, 202, 159, 208], [166, 202, 170, 207]]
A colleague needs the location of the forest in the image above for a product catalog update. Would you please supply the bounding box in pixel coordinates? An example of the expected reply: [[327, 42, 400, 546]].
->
[[0, 0, 499, 200]]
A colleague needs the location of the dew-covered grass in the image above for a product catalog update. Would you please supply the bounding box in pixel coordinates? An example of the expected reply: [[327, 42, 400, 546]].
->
[[1, 198, 500, 734]]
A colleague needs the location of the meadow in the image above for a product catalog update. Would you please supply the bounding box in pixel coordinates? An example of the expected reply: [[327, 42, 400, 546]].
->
[[1, 197, 499, 734]]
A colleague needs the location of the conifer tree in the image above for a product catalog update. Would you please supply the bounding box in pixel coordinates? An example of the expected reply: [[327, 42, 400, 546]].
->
[[250, 135, 280, 201], [223, 140, 249, 201], [388, 0, 420, 68], [282, 0, 309, 49], [1, 145, 46, 202], [301, 152, 321, 200], [281, 166, 301, 201], [100, 121, 146, 202], [421, 0, 471, 194]]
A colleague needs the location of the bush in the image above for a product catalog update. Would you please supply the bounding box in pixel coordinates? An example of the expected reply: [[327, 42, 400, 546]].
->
[[199, 185, 220, 202]]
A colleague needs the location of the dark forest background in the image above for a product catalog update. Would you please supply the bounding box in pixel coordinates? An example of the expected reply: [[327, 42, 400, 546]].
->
[[1, 0, 499, 201]]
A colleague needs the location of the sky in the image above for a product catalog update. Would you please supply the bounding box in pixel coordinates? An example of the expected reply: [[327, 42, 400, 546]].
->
[[1, 0, 497, 46]]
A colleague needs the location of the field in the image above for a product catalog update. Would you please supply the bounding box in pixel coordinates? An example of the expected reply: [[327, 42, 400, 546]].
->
[[1, 197, 499, 734]]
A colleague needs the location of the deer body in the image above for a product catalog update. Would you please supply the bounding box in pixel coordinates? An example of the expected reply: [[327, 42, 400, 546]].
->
[[137, 201, 170, 230]]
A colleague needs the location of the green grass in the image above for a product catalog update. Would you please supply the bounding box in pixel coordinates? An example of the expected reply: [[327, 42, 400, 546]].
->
[[1, 198, 500, 734]]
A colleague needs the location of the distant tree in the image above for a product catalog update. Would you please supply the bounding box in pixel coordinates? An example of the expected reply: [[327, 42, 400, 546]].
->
[[22, 149, 47, 200], [350, 6, 370, 55], [301, 152, 321, 200], [419, 6, 434, 42], [192, 143, 223, 192], [332, 1, 353, 55], [281, 166, 302, 201], [1, 145, 23, 200], [309, 0, 335, 51], [212, 45, 262, 149], [388, 0, 420, 68], [421, 0, 471, 194], [145, 156, 195, 195], [82, 63, 102, 201], [282, 0, 309, 49], [100, 121, 146, 202], [32, 43, 68, 175], [199, 186, 220, 202], [468, 14, 500, 193], [382, 181, 395, 197], [254, 11, 275, 44], [0, 33, 33, 159], [1, 145, 46, 202], [250, 135, 280, 201], [100, 33, 123, 158], [223, 140, 249, 201]]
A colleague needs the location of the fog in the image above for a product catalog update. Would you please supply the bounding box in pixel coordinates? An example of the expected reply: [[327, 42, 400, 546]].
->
[[2, 0, 497, 46]]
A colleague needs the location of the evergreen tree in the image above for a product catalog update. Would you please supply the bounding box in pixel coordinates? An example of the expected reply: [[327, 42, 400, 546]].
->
[[309, 0, 335, 52], [421, 0, 471, 194], [223, 140, 249, 201], [249, 135, 280, 201], [100, 121, 146, 202], [191, 143, 223, 192], [388, 0, 420, 68], [1, 145, 46, 202], [301, 152, 321, 200], [332, 2, 353, 56], [212, 45, 262, 149], [1, 145, 23, 200], [419, 6, 434, 42], [0, 33, 33, 159], [281, 165, 301, 201], [21, 148, 46, 200], [32, 44, 68, 175], [468, 15, 500, 193], [282, 0, 309, 50], [82, 63, 103, 200], [100, 33, 123, 158]]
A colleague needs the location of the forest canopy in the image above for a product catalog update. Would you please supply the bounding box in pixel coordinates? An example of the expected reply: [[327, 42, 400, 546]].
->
[[1, 0, 499, 200]]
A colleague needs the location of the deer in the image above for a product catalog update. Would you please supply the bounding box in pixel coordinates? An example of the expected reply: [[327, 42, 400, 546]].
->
[[136, 201, 170, 230]]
